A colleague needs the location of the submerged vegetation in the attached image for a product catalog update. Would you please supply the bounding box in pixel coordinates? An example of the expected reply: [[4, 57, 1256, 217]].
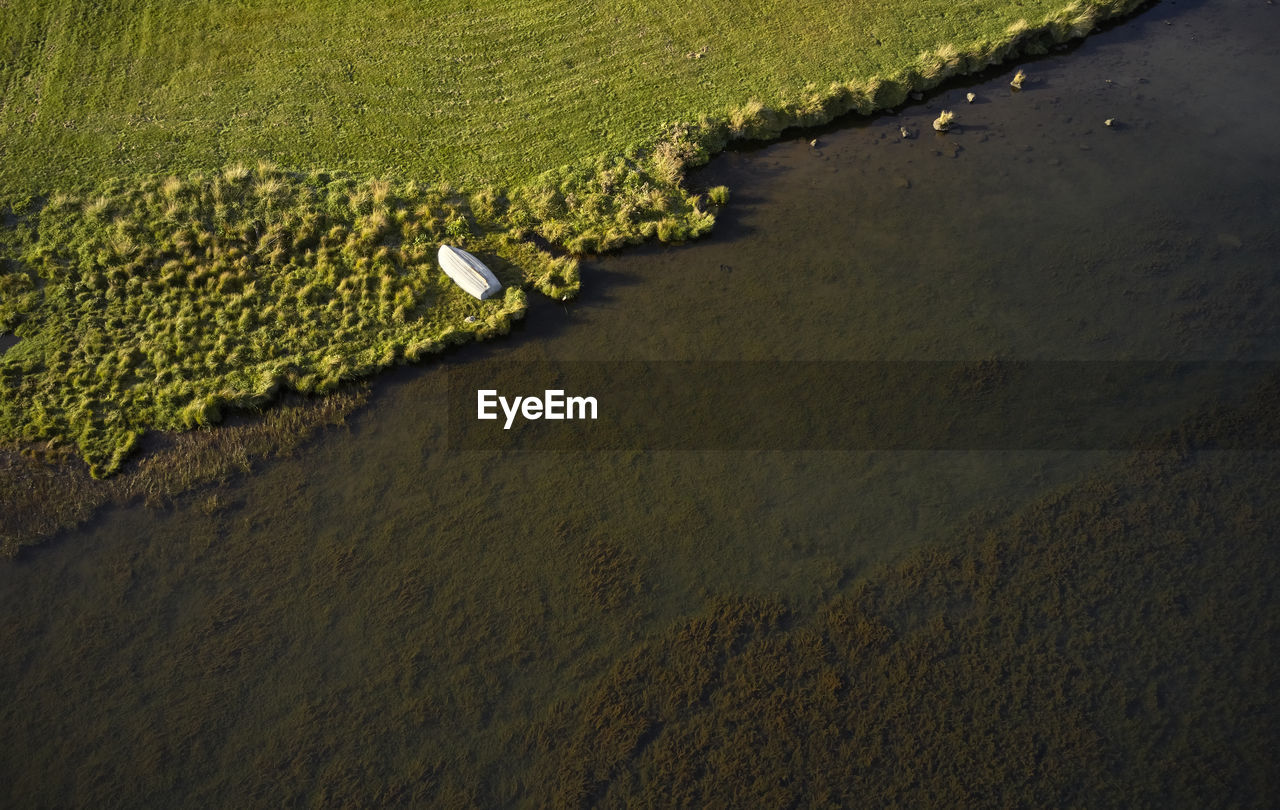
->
[[535, 451, 1279, 806], [0, 387, 369, 556], [1, 0, 1149, 474], [2, 377, 1277, 806]]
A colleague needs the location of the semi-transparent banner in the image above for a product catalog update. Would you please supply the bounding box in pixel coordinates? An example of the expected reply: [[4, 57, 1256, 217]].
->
[[445, 361, 1280, 451]]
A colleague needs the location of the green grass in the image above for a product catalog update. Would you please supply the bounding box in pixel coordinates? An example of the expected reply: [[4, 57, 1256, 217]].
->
[[0, 0, 1146, 473], [0, 0, 1134, 196], [0, 165, 556, 475]]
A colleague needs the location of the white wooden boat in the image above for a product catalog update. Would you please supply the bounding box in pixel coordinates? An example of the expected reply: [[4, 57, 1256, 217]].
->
[[438, 245, 501, 300]]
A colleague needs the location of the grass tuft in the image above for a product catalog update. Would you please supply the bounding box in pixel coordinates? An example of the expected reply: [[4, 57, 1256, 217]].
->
[[0, 169, 571, 475]]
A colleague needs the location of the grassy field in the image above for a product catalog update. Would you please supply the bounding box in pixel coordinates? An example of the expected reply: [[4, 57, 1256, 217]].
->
[[0, 0, 1141, 195], [0, 0, 1145, 473]]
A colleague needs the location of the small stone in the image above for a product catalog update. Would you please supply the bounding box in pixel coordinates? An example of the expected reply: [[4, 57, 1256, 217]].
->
[[966, 92, 976, 103], [809, 138, 819, 147], [1104, 118, 1116, 127], [465, 315, 477, 323], [900, 126, 913, 139], [1010, 69, 1027, 90]]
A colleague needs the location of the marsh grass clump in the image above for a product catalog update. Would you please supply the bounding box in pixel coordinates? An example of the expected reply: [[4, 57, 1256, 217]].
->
[[0, 168, 573, 476], [707, 186, 731, 207], [507, 144, 715, 256], [1011, 68, 1028, 90], [728, 99, 785, 141]]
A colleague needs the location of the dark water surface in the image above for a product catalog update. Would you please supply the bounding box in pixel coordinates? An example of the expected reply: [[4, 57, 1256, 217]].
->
[[4, 0, 1279, 805]]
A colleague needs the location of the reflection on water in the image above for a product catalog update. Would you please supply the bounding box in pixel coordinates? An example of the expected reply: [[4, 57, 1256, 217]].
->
[[3, 0, 1279, 805]]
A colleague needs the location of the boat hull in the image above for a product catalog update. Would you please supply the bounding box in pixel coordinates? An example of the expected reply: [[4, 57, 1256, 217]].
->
[[438, 245, 502, 300]]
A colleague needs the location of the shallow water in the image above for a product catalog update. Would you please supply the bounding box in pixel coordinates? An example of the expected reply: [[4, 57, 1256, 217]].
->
[[3, 0, 1279, 804]]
